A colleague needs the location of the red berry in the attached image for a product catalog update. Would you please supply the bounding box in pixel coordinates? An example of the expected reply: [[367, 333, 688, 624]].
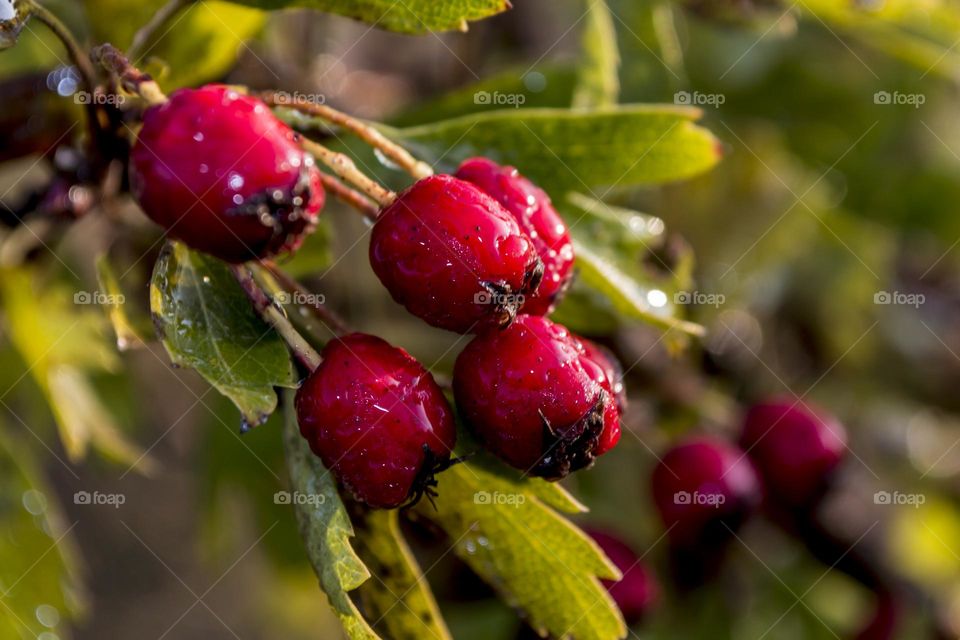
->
[[295, 333, 456, 509], [740, 398, 847, 507], [651, 437, 761, 547], [586, 529, 659, 625], [576, 337, 626, 455], [370, 174, 542, 333], [456, 157, 574, 315], [130, 84, 325, 262], [453, 315, 619, 479]]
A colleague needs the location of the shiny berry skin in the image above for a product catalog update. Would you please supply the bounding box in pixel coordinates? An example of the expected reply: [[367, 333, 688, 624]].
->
[[586, 529, 659, 625], [295, 333, 456, 509], [740, 398, 847, 508], [130, 84, 325, 263], [651, 437, 761, 547], [456, 157, 574, 315], [576, 337, 626, 455], [453, 315, 619, 479], [370, 174, 542, 333]]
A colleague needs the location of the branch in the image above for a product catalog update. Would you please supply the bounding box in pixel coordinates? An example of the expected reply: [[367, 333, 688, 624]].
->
[[92, 43, 168, 107], [128, 0, 194, 61], [300, 138, 396, 209]]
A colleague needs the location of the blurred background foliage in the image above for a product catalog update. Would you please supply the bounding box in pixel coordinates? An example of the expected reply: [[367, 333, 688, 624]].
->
[[3, 0, 960, 638]]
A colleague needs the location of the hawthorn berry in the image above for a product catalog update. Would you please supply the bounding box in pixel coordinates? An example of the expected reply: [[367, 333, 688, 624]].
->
[[740, 398, 847, 508], [455, 157, 574, 315], [651, 437, 761, 547], [295, 333, 456, 509], [369, 174, 543, 334], [586, 529, 659, 625], [576, 337, 625, 456], [453, 315, 620, 479], [130, 84, 325, 263]]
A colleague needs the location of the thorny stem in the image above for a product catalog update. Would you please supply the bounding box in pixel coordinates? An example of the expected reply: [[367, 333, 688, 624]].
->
[[317, 171, 379, 221], [300, 138, 396, 209], [92, 43, 168, 106], [128, 0, 194, 61], [262, 91, 434, 180], [230, 264, 322, 372], [258, 261, 352, 336]]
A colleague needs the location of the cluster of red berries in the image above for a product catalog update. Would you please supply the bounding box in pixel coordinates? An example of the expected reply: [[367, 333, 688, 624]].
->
[[130, 85, 623, 509]]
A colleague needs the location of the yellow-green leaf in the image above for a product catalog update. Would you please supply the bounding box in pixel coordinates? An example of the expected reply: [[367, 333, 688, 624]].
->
[[572, 0, 620, 109]]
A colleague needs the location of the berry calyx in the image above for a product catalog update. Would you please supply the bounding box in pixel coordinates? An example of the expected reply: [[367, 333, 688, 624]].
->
[[369, 174, 543, 333], [651, 436, 761, 548], [576, 337, 626, 455], [130, 84, 325, 263], [453, 315, 620, 479], [586, 529, 659, 625], [456, 157, 574, 315], [295, 333, 456, 509], [740, 398, 847, 508]]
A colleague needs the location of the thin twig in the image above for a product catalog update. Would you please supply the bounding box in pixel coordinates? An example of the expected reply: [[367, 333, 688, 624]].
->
[[262, 91, 433, 180], [317, 171, 379, 221], [231, 264, 322, 371], [128, 0, 194, 61], [300, 138, 396, 208], [92, 44, 168, 106], [26, 1, 98, 93], [258, 261, 352, 336]]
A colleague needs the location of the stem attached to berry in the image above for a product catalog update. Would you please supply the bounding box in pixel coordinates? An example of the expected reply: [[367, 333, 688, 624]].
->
[[128, 0, 195, 62], [230, 264, 322, 371], [316, 171, 380, 221], [257, 261, 351, 336], [261, 91, 433, 180], [300, 138, 396, 209], [92, 44, 168, 107]]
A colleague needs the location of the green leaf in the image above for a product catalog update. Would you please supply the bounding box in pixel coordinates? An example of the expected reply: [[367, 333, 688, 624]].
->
[[149, 241, 297, 428], [84, 0, 266, 89], [0, 266, 157, 471], [95, 253, 152, 351], [353, 509, 452, 640], [556, 192, 702, 338], [0, 429, 84, 638], [223, 0, 510, 34], [420, 443, 625, 640], [572, 0, 620, 109], [395, 105, 721, 193], [281, 392, 381, 640]]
